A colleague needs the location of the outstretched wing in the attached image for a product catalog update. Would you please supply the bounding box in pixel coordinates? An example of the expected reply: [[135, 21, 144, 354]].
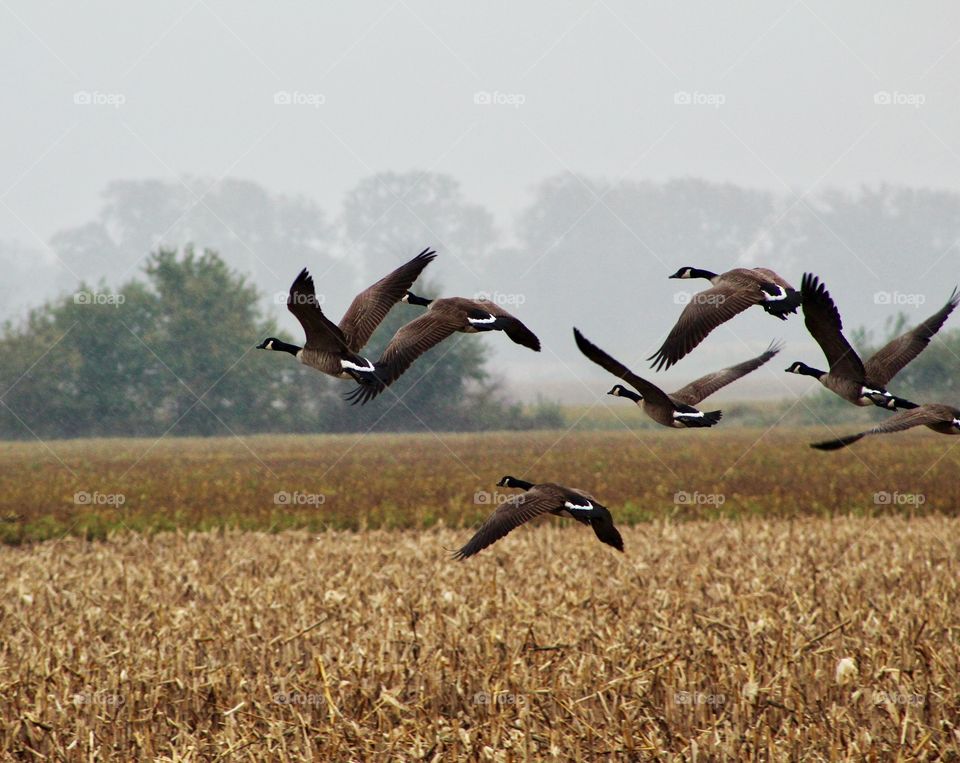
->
[[479, 300, 541, 351], [800, 273, 865, 381], [344, 311, 462, 405], [810, 404, 956, 450], [670, 341, 783, 406], [864, 287, 959, 386], [648, 283, 761, 371], [288, 269, 349, 352], [573, 328, 674, 409], [454, 488, 559, 559], [338, 248, 437, 352]]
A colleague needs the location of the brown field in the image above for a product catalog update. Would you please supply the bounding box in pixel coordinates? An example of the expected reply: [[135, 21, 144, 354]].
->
[[3, 516, 959, 760], [1, 428, 958, 543]]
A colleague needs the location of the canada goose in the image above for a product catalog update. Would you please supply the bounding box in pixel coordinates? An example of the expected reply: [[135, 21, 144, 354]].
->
[[574, 328, 724, 428], [786, 275, 957, 409], [649, 267, 799, 371], [811, 404, 960, 450], [344, 292, 540, 405], [454, 476, 623, 559], [257, 248, 436, 386]]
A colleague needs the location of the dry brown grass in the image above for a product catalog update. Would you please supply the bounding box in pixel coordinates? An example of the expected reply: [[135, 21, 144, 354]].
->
[[3, 515, 958, 760]]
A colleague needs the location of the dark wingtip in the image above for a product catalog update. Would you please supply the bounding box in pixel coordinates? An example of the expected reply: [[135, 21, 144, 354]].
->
[[810, 433, 864, 451]]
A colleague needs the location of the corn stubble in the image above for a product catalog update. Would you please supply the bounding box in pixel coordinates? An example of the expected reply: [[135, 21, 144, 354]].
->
[[2, 516, 958, 759]]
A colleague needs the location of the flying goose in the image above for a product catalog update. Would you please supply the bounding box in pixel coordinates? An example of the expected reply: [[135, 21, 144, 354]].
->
[[649, 267, 799, 371], [786, 274, 957, 409], [344, 292, 540, 405], [810, 404, 960, 450], [454, 476, 623, 559], [574, 328, 725, 428], [257, 248, 436, 386]]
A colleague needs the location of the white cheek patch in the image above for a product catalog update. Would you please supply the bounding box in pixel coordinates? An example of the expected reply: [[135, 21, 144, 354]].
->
[[467, 314, 496, 325], [762, 284, 788, 301], [953, 418, 960, 428], [564, 500, 593, 512], [341, 358, 375, 372], [296, 349, 304, 362]]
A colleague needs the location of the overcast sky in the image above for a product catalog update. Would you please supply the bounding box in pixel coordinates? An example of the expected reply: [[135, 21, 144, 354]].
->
[[3, 1, 959, 402]]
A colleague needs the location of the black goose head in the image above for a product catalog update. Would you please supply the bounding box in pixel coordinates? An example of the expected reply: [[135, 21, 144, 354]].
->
[[497, 475, 533, 490], [403, 291, 433, 307], [257, 337, 301, 356], [669, 266, 717, 281], [589, 506, 624, 552], [608, 384, 642, 403], [785, 361, 823, 378]]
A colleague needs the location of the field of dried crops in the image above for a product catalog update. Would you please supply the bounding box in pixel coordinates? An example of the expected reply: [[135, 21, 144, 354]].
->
[[1, 428, 958, 543], [3, 516, 958, 760]]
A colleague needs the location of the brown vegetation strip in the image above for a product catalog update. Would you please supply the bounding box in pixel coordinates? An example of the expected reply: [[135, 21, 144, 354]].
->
[[2, 515, 958, 759]]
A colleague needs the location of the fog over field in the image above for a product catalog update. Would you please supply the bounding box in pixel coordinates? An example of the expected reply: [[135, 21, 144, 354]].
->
[[3, 1, 960, 403]]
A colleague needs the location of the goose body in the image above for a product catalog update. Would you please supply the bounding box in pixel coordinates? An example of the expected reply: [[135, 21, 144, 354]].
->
[[574, 328, 726, 428], [257, 249, 436, 386], [649, 267, 799, 371], [811, 404, 960, 450], [454, 476, 623, 559], [345, 291, 540, 405], [786, 274, 957, 410]]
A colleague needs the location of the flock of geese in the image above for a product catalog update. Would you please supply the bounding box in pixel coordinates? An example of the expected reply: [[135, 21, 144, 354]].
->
[[257, 250, 959, 558]]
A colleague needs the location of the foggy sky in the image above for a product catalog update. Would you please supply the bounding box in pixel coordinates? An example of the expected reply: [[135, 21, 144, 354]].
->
[[3, 1, 960, 402]]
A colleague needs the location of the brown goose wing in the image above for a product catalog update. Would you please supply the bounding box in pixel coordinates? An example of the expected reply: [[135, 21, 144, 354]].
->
[[752, 268, 794, 290], [670, 340, 783, 406], [454, 485, 563, 559], [338, 248, 436, 351], [811, 404, 958, 450], [800, 273, 865, 381], [573, 329, 673, 409], [864, 287, 959, 386], [648, 280, 762, 371], [376, 309, 464, 384], [288, 269, 349, 351], [477, 300, 541, 351]]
